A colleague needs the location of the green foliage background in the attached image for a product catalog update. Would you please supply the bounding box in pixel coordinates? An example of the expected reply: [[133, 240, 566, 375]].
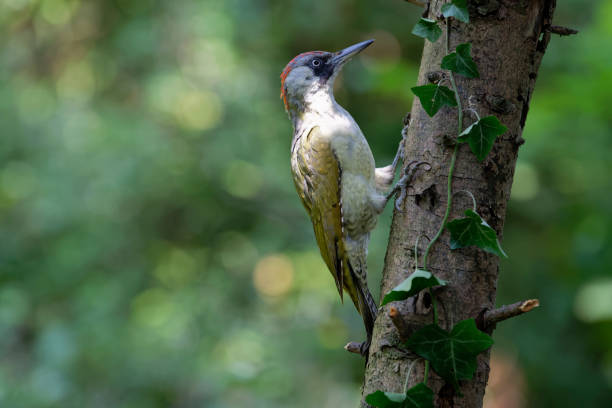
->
[[0, 0, 610, 406]]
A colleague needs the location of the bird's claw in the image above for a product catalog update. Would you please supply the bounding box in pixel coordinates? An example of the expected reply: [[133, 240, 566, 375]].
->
[[389, 160, 431, 210]]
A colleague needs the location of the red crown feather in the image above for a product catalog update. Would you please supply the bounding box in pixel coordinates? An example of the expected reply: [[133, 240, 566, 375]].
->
[[280, 51, 326, 111]]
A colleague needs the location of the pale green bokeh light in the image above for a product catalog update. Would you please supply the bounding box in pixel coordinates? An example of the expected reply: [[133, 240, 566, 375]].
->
[[511, 161, 539, 201], [574, 279, 612, 323]]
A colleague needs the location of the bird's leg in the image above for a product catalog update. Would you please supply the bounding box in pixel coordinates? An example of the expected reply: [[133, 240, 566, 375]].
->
[[375, 114, 430, 210], [388, 132, 405, 175], [385, 161, 431, 210], [374, 121, 409, 191]]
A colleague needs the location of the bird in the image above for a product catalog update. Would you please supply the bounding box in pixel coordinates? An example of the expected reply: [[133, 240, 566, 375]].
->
[[280, 40, 425, 356]]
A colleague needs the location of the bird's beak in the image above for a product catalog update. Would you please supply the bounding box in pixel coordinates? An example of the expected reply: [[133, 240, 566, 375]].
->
[[330, 39, 374, 70]]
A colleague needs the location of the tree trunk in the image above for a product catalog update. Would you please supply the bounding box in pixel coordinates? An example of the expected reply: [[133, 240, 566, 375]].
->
[[361, 1, 556, 406]]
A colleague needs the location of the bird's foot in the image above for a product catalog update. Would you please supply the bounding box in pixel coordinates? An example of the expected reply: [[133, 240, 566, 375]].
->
[[386, 160, 431, 210]]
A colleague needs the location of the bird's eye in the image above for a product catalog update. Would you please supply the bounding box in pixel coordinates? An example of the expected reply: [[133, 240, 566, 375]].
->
[[312, 59, 321, 67]]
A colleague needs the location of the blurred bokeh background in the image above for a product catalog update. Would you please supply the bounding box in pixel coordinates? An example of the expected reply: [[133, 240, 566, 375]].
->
[[0, 0, 610, 407]]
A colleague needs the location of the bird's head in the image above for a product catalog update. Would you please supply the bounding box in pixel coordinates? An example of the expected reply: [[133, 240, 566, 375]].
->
[[280, 39, 374, 114]]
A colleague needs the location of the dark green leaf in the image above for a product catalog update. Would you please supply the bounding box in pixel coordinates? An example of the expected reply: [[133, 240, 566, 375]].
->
[[382, 269, 447, 305], [405, 319, 493, 391], [441, 43, 479, 78], [446, 209, 508, 257], [365, 383, 434, 408], [365, 391, 406, 408], [441, 0, 470, 23], [411, 84, 457, 117], [404, 383, 434, 408], [458, 115, 508, 161], [412, 18, 442, 42]]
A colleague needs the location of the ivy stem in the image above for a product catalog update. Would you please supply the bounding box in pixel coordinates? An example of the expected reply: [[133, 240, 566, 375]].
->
[[437, 77, 451, 88], [453, 189, 477, 212], [422, 18, 463, 272], [447, 21, 464, 135], [464, 107, 481, 121], [421, 144, 457, 270], [403, 358, 420, 394], [421, 17, 464, 390], [414, 234, 421, 267]]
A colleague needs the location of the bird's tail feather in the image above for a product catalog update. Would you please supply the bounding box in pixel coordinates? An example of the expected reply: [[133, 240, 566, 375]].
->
[[357, 282, 378, 338], [347, 259, 378, 337], [345, 237, 378, 338]]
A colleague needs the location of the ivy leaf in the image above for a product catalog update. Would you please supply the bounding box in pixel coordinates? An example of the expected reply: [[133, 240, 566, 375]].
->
[[404, 383, 434, 408], [405, 319, 493, 391], [446, 209, 508, 258], [441, 43, 479, 78], [441, 0, 470, 23], [458, 115, 508, 161], [411, 84, 457, 117], [365, 383, 434, 408], [365, 391, 406, 408], [412, 18, 442, 42], [382, 269, 447, 306]]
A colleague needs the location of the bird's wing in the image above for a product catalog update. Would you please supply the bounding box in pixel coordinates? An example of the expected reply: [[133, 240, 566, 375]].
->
[[291, 126, 347, 301]]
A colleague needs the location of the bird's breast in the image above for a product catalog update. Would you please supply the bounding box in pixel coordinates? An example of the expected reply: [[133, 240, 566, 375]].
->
[[328, 129, 375, 180]]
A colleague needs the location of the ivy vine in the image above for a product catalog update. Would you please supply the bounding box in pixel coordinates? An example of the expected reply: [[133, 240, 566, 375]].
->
[[366, 1, 508, 405]]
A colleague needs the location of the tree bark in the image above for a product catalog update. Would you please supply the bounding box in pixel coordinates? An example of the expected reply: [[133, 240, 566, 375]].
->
[[361, 1, 556, 407]]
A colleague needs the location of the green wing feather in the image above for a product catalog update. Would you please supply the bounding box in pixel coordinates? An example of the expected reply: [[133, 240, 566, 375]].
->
[[291, 126, 350, 303], [290, 126, 377, 333]]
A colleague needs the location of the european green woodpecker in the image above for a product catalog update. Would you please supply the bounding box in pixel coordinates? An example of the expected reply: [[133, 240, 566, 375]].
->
[[281, 40, 421, 355]]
